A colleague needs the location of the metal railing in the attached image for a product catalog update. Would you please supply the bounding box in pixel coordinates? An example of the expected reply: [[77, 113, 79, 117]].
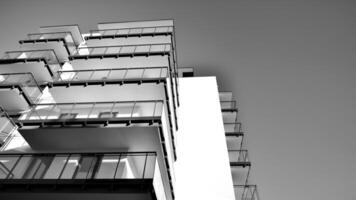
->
[[0, 73, 42, 103], [71, 43, 172, 57], [0, 49, 62, 77], [86, 25, 173, 39], [0, 152, 156, 180], [229, 150, 249, 164], [224, 122, 242, 133], [22, 31, 75, 44], [55, 66, 169, 84], [0, 107, 17, 147], [2, 49, 60, 64], [234, 185, 258, 200], [17, 100, 163, 123], [221, 100, 237, 110]]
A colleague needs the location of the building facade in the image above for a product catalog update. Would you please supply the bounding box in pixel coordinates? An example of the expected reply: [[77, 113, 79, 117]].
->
[[0, 20, 258, 200]]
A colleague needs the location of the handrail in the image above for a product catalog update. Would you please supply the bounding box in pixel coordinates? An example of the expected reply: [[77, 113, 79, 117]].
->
[[34, 100, 163, 105]]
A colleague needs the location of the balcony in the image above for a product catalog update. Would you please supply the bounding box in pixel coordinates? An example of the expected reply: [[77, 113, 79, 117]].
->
[[234, 185, 258, 200], [67, 43, 179, 109], [15, 100, 163, 127], [69, 43, 172, 59], [0, 50, 62, 83], [85, 26, 173, 40], [0, 107, 17, 148], [46, 67, 178, 130], [39, 24, 84, 47], [52, 67, 170, 86], [0, 73, 42, 109], [11, 101, 176, 182], [224, 122, 243, 136], [0, 152, 171, 200], [221, 100, 237, 112], [19, 32, 77, 62], [230, 150, 251, 186], [229, 150, 250, 167]]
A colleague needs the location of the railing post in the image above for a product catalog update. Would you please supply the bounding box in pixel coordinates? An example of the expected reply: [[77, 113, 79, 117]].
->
[[142, 153, 148, 179], [113, 153, 121, 179]]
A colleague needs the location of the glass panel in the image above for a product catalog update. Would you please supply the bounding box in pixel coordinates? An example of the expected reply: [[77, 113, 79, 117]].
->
[[22, 156, 53, 179], [144, 154, 156, 178], [95, 155, 119, 179], [0, 156, 19, 179], [115, 154, 145, 179], [11, 156, 33, 179], [60, 155, 80, 179], [74, 156, 97, 179], [43, 155, 68, 179]]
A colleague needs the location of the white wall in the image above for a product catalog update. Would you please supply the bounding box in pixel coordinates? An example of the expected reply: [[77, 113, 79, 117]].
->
[[175, 77, 235, 200]]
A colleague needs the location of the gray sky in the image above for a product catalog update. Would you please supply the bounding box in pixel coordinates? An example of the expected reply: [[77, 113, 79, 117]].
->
[[0, 0, 355, 199]]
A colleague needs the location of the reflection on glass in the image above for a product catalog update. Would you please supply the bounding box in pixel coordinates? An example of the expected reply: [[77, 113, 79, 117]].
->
[[0, 156, 19, 179]]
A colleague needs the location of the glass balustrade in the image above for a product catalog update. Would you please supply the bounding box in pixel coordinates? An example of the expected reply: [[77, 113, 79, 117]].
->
[[228, 150, 250, 165], [17, 101, 163, 125], [24, 32, 74, 43], [0, 107, 17, 147], [71, 43, 172, 58], [0, 50, 62, 76], [0, 73, 42, 103], [0, 152, 156, 180], [224, 122, 242, 134], [55, 67, 169, 84], [234, 185, 258, 200], [221, 101, 237, 110], [86, 26, 173, 39]]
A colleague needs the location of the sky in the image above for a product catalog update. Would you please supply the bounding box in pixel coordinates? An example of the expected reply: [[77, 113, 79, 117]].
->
[[0, 0, 355, 199]]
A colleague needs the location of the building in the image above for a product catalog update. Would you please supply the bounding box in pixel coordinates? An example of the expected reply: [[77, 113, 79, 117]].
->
[[0, 19, 258, 200]]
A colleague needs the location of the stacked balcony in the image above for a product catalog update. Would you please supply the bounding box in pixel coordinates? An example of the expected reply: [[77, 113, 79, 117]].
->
[[0, 152, 168, 199], [0, 20, 178, 200], [219, 91, 259, 200]]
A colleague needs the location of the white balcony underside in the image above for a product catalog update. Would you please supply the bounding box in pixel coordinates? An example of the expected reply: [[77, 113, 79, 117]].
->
[[18, 126, 160, 152], [0, 89, 30, 113], [0, 62, 53, 83], [70, 56, 169, 70], [85, 36, 171, 47], [47, 84, 165, 103]]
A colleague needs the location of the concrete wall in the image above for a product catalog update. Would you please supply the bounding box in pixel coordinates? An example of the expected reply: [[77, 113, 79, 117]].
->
[[175, 77, 235, 200]]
